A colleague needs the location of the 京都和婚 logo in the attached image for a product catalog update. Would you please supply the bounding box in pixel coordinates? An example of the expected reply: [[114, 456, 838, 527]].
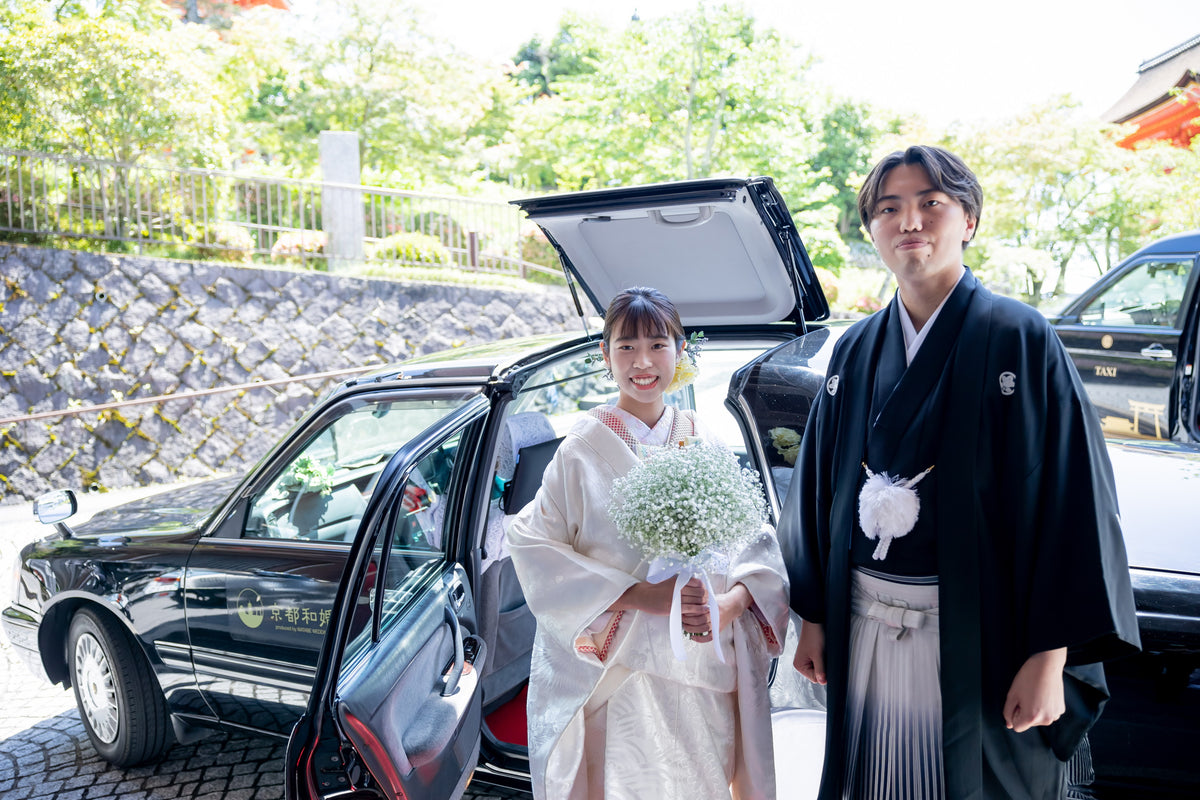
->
[[236, 587, 265, 629]]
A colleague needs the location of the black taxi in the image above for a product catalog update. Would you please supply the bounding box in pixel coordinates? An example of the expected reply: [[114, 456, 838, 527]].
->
[[2, 177, 830, 799], [1048, 231, 1200, 442]]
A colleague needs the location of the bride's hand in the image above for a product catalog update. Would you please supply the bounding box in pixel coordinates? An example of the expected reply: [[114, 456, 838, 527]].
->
[[611, 577, 709, 630], [679, 576, 712, 635], [689, 582, 751, 644]]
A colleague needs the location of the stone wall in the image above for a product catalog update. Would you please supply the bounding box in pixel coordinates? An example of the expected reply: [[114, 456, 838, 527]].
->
[[0, 245, 576, 504]]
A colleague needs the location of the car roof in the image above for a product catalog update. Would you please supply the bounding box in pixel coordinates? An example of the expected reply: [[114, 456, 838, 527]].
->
[[340, 331, 585, 387], [1129, 230, 1200, 257]]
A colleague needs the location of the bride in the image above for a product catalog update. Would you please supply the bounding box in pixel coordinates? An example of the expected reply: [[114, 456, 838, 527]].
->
[[507, 286, 790, 800]]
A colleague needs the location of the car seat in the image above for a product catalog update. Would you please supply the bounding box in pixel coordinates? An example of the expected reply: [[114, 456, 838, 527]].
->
[[478, 412, 559, 726]]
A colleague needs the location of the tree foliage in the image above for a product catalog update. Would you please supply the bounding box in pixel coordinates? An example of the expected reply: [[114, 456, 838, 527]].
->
[[0, 0, 234, 165], [229, 0, 515, 188], [491, 3, 849, 269], [811, 100, 900, 241], [500, 6, 817, 188], [510, 20, 596, 100]]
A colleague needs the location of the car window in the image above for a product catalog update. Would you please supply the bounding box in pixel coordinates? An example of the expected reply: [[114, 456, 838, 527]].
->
[[690, 346, 773, 449], [244, 392, 474, 542], [1080, 258, 1192, 328], [505, 351, 617, 436], [345, 431, 464, 657], [732, 329, 842, 511]]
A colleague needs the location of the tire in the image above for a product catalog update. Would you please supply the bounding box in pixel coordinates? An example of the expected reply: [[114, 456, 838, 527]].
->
[[67, 608, 172, 766]]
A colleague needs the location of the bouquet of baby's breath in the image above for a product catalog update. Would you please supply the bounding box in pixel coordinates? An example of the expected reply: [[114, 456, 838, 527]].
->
[[609, 440, 767, 561], [609, 440, 767, 662]]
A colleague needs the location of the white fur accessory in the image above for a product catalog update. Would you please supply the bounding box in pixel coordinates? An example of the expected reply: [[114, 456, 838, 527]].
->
[[858, 464, 934, 560]]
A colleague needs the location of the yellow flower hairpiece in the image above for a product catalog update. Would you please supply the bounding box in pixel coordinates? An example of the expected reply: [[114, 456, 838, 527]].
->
[[665, 331, 706, 393]]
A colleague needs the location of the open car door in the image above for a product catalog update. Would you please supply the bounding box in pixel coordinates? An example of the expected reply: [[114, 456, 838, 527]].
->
[[287, 394, 490, 799]]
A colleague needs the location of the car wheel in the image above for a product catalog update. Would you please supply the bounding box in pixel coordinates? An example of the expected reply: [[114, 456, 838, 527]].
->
[[67, 608, 172, 766]]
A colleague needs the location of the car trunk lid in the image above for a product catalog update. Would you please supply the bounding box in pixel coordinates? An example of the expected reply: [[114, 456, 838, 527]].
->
[[512, 177, 829, 331]]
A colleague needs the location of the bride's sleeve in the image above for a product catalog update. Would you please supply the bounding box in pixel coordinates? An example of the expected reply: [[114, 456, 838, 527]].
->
[[506, 438, 638, 654]]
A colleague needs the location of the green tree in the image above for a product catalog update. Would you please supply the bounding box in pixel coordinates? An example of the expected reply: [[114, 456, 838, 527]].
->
[[812, 100, 900, 242], [495, 3, 845, 268], [0, 2, 234, 166], [32, 0, 176, 30], [510, 20, 597, 99], [1099, 136, 1200, 256], [231, 0, 513, 188]]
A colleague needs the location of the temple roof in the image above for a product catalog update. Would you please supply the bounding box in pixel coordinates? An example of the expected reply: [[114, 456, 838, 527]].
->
[[1105, 34, 1200, 123]]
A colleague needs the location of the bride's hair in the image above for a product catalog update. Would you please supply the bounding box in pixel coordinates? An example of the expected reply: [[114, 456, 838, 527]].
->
[[602, 287, 684, 348]]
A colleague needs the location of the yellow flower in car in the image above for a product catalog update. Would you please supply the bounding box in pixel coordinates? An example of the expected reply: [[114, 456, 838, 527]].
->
[[767, 427, 802, 465]]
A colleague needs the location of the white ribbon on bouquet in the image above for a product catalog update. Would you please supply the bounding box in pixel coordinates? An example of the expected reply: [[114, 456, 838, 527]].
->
[[647, 550, 730, 663]]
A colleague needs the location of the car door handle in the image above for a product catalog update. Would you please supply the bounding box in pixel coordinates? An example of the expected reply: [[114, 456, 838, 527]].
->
[[1140, 343, 1174, 359], [441, 604, 466, 697], [448, 580, 466, 611]]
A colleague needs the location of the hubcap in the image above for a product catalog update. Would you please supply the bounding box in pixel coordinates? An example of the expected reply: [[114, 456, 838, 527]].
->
[[74, 631, 119, 743]]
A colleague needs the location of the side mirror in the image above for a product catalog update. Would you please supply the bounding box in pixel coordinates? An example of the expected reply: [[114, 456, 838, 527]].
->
[[33, 490, 78, 538]]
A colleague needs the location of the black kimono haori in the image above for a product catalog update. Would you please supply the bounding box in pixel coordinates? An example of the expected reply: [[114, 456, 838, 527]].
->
[[779, 270, 1141, 799]]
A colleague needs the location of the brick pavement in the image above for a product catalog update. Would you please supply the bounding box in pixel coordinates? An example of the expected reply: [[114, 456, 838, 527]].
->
[[0, 489, 529, 800]]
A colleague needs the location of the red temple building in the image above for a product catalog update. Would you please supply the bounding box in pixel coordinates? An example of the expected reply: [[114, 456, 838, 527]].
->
[[169, 0, 288, 19], [1105, 34, 1200, 149]]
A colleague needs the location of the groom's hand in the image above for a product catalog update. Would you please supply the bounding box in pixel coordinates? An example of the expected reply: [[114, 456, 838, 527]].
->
[[793, 619, 827, 684], [1004, 647, 1066, 733]]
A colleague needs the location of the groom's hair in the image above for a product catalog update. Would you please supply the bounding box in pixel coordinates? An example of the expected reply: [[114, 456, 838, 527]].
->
[[857, 145, 983, 246]]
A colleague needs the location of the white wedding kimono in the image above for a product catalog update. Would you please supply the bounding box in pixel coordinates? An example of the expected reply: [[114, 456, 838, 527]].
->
[[506, 406, 789, 800]]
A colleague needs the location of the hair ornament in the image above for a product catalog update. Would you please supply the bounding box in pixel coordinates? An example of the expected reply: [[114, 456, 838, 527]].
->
[[665, 331, 706, 393]]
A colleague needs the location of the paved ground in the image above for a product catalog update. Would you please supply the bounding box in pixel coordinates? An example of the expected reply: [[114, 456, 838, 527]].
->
[[0, 485, 529, 800]]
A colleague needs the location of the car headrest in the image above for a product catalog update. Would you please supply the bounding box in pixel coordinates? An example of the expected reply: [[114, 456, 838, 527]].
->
[[500, 437, 564, 514], [496, 412, 558, 482]]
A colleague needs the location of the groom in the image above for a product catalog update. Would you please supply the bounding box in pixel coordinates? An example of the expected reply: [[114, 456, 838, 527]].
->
[[779, 144, 1140, 799]]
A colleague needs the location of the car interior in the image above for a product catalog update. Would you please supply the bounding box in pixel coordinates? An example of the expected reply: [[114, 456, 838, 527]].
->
[[243, 397, 465, 543], [474, 358, 617, 750], [1080, 258, 1192, 329]]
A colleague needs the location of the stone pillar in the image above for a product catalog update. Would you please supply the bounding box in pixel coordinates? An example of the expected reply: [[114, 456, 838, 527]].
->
[[319, 131, 365, 271]]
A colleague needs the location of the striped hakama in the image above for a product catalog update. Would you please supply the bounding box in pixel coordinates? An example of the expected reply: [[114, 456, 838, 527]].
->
[[843, 569, 943, 800]]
